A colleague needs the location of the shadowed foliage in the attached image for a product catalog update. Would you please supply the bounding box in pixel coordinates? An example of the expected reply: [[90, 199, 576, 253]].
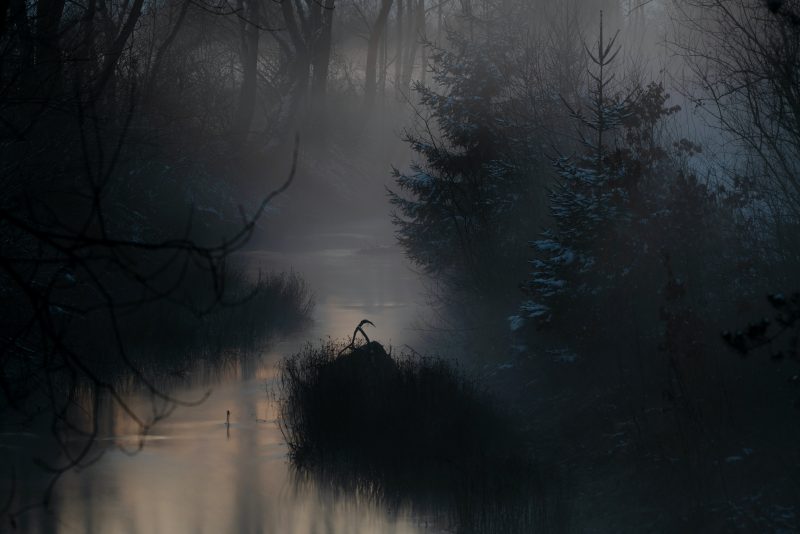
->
[[277, 330, 568, 533]]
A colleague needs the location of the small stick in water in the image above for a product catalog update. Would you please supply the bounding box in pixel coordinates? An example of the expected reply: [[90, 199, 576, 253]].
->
[[226, 410, 230, 426]]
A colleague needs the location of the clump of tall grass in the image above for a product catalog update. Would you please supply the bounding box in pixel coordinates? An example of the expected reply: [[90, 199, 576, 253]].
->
[[126, 269, 312, 354], [277, 332, 565, 533], [86, 269, 313, 388], [191, 269, 313, 352]]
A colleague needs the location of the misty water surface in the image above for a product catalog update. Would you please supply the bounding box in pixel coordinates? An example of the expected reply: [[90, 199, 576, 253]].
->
[[15, 220, 434, 534]]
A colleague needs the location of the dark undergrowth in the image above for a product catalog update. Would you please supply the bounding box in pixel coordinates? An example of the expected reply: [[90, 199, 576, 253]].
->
[[277, 331, 569, 533], [84, 269, 314, 386], [125, 269, 313, 354]]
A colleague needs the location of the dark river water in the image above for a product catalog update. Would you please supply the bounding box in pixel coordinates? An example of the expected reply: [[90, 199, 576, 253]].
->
[[13, 219, 437, 534]]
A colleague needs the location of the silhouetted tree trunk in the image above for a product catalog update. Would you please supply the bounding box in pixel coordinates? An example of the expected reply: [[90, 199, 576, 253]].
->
[[400, 0, 422, 91], [0, 0, 7, 34], [436, 0, 443, 45], [460, 0, 473, 37], [8, 0, 33, 70], [92, 0, 145, 100], [365, 0, 394, 109], [417, 0, 427, 85], [34, 0, 66, 88], [232, 0, 261, 149], [394, 0, 404, 98], [144, 0, 191, 96], [310, 0, 335, 103], [379, 21, 388, 96], [281, 0, 311, 122]]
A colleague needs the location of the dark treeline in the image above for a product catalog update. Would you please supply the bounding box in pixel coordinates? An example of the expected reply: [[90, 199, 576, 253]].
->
[[387, 0, 800, 530], [393, 0, 799, 351]]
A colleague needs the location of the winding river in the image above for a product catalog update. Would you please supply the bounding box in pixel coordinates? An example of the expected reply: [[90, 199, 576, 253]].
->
[[19, 218, 434, 534]]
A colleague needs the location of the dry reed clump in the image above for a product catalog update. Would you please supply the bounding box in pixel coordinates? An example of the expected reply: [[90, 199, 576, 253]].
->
[[277, 324, 566, 533]]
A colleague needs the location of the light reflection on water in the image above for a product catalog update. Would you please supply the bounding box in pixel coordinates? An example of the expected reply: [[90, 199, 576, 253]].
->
[[41, 233, 431, 534]]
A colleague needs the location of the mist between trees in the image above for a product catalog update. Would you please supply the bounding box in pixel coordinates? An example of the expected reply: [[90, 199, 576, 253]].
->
[[1, 0, 800, 530], [386, 1, 800, 530]]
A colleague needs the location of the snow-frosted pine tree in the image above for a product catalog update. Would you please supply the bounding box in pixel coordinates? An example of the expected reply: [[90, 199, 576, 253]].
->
[[389, 33, 524, 292], [520, 14, 628, 325]]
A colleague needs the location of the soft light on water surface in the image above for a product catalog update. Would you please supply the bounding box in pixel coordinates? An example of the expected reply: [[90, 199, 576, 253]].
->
[[33, 227, 432, 534]]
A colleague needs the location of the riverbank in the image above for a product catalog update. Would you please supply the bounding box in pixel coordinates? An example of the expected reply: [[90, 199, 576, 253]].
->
[[482, 347, 800, 532]]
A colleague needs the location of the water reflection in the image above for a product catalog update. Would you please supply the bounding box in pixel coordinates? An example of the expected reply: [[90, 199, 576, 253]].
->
[[51, 361, 426, 534], [32, 234, 429, 534]]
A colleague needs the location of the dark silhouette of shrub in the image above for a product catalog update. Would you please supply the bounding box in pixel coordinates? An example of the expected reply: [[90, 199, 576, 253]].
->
[[277, 323, 566, 533]]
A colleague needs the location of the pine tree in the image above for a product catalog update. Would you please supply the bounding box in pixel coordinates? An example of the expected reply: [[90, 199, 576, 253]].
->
[[520, 14, 628, 324], [389, 32, 524, 292]]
